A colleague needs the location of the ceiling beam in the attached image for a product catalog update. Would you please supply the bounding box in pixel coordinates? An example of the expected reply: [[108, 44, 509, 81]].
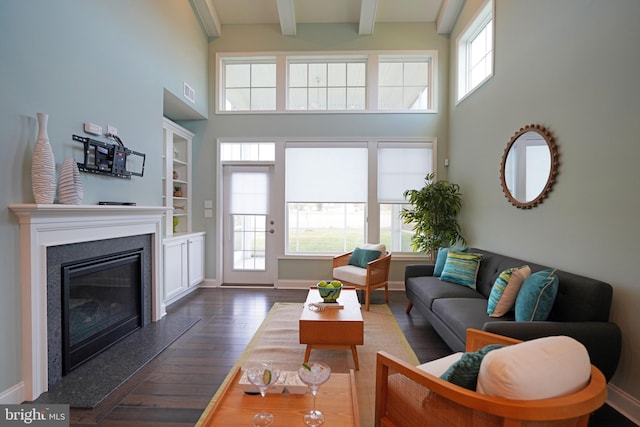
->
[[359, 0, 378, 35], [277, 0, 297, 36], [191, 0, 221, 37], [436, 0, 464, 35]]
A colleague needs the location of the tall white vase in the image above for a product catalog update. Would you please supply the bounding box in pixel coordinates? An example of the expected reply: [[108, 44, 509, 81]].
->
[[58, 158, 83, 204], [31, 112, 56, 204]]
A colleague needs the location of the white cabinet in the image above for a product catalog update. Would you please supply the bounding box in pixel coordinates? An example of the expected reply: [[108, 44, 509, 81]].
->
[[163, 117, 194, 236], [163, 232, 205, 304]]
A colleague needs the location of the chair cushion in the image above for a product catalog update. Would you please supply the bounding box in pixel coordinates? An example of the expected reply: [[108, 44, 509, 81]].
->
[[348, 247, 381, 268], [439, 251, 483, 289], [416, 352, 463, 377], [487, 265, 531, 317], [333, 265, 367, 286], [477, 336, 591, 399], [515, 268, 559, 321]]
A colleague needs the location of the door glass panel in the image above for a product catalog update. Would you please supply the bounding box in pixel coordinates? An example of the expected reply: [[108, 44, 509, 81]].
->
[[233, 214, 266, 271]]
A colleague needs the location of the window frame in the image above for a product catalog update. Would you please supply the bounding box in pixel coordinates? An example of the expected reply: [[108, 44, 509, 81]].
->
[[455, 0, 494, 105], [216, 51, 438, 114]]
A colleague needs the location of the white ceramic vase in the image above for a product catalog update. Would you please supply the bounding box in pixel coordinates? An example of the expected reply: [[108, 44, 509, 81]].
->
[[31, 112, 56, 204], [58, 158, 83, 204]]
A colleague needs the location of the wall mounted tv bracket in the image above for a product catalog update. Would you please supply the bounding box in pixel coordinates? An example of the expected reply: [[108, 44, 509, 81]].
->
[[73, 134, 146, 179]]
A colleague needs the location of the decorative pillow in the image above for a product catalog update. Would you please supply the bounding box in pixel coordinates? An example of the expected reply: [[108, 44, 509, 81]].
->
[[515, 268, 559, 321], [361, 243, 386, 253], [348, 247, 381, 268], [434, 247, 468, 277], [487, 265, 531, 317], [439, 251, 483, 289], [440, 344, 504, 390], [477, 336, 591, 399]]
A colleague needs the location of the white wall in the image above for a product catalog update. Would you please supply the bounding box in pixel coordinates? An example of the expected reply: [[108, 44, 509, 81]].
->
[[0, 0, 207, 401], [449, 0, 640, 418]]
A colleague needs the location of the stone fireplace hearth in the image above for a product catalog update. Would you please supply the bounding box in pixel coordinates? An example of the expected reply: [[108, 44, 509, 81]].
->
[[9, 204, 169, 402]]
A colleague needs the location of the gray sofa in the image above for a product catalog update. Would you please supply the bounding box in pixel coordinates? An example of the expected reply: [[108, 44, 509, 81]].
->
[[405, 248, 622, 381]]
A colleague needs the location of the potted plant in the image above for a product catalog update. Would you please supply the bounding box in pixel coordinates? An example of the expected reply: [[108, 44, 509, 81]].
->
[[400, 172, 465, 261]]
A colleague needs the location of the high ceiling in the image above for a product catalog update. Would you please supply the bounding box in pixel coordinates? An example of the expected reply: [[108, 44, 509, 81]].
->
[[191, 0, 464, 37]]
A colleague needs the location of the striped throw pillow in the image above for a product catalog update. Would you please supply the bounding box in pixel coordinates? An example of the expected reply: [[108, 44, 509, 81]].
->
[[439, 251, 483, 289], [487, 265, 531, 317]]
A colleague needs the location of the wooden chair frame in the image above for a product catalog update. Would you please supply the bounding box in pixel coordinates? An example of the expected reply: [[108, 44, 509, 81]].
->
[[333, 251, 392, 311], [375, 329, 607, 427]]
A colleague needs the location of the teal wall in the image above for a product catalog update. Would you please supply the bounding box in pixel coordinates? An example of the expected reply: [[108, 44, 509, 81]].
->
[[448, 0, 640, 406], [0, 0, 207, 397]]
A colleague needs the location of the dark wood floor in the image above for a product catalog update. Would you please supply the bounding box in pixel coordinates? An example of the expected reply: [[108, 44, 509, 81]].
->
[[76, 288, 635, 427]]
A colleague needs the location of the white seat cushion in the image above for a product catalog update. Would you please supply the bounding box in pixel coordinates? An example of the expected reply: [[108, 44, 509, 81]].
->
[[476, 335, 591, 400], [333, 265, 367, 285], [417, 352, 464, 377]]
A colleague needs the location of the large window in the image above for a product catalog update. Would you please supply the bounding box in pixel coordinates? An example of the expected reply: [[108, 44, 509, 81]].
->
[[217, 52, 437, 113], [378, 143, 433, 252], [456, 0, 493, 103], [285, 144, 368, 253], [282, 141, 433, 254]]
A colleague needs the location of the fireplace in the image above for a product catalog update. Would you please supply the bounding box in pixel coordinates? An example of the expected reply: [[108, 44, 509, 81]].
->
[[9, 204, 169, 401], [61, 248, 145, 375]]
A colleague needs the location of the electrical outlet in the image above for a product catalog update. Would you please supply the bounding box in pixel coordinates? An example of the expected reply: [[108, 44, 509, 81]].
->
[[107, 125, 118, 136], [84, 122, 103, 136]]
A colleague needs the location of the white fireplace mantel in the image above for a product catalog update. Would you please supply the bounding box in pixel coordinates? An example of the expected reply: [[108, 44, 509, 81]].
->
[[9, 203, 170, 401]]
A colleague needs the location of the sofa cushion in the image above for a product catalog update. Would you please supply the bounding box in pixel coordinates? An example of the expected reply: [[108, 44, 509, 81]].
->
[[406, 276, 485, 310], [477, 336, 591, 399], [487, 265, 531, 317], [440, 251, 483, 289], [432, 298, 514, 344], [348, 247, 381, 268], [515, 268, 559, 321], [439, 344, 504, 390]]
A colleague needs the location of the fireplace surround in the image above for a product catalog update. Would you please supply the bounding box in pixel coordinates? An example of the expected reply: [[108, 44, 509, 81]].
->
[[9, 204, 169, 401]]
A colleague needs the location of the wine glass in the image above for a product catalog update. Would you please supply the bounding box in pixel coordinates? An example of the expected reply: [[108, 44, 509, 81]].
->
[[297, 361, 332, 426], [246, 362, 281, 427]]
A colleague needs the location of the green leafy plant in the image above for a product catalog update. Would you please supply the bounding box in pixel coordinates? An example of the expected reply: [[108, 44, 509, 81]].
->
[[400, 172, 465, 260]]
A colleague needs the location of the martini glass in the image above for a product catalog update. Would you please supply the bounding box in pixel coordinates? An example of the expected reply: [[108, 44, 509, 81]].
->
[[246, 362, 281, 427], [297, 361, 332, 426]]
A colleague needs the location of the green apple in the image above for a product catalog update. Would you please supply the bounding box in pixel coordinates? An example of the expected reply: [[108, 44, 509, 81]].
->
[[318, 281, 328, 287]]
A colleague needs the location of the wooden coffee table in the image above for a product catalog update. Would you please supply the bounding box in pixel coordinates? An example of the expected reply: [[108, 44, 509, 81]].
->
[[299, 287, 364, 370], [197, 366, 360, 426]]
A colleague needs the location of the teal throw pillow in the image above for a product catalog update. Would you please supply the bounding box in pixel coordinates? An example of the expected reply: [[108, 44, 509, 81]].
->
[[515, 268, 559, 321], [440, 344, 504, 390], [348, 247, 381, 268], [439, 251, 483, 289], [434, 247, 468, 277]]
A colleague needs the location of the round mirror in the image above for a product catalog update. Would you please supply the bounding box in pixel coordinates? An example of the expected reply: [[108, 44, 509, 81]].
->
[[500, 124, 559, 209]]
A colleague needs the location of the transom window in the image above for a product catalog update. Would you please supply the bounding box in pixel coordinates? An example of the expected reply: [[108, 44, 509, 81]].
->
[[456, 0, 494, 103], [217, 52, 437, 114]]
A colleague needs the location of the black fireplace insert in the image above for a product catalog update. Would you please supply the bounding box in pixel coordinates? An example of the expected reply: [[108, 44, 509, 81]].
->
[[61, 248, 146, 374]]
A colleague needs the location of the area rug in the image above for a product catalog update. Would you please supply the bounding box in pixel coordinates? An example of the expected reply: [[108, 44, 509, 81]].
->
[[196, 302, 419, 427]]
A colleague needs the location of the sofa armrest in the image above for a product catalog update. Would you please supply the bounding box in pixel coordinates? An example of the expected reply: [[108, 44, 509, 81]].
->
[[482, 321, 622, 382], [405, 263, 435, 280]]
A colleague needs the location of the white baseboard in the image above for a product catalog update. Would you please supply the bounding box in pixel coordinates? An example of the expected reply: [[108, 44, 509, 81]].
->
[[0, 382, 24, 404], [197, 278, 218, 288], [607, 383, 640, 425], [276, 279, 404, 291]]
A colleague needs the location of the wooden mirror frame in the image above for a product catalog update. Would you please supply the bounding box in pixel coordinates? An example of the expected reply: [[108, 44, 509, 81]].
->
[[500, 124, 560, 209]]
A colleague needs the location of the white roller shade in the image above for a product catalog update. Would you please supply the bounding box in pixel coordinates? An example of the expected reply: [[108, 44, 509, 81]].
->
[[231, 171, 268, 214], [378, 143, 433, 202], [286, 145, 367, 202]]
